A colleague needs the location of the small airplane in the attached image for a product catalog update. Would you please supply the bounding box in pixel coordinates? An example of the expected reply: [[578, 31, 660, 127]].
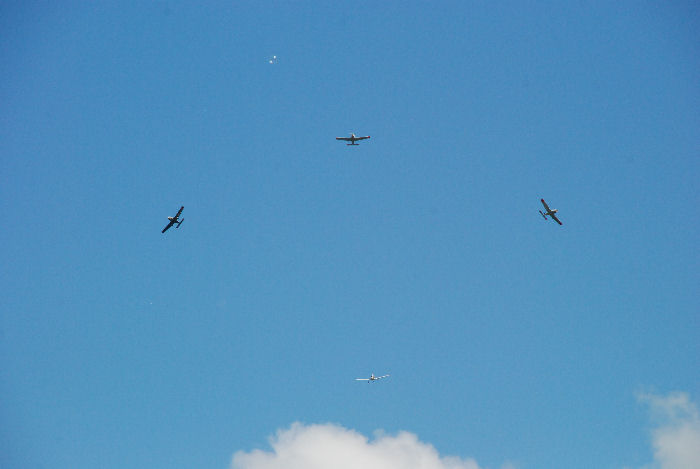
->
[[355, 373, 390, 383], [539, 199, 562, 225], [162, 206, 184, 233], [336, 133, 370, 146]]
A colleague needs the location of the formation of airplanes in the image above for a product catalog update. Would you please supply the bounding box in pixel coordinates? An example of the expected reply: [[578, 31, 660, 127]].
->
[[160, 137, 562, 382]]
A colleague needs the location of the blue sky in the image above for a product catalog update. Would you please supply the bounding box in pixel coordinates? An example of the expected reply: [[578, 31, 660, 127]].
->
[[1, 2, 698, 468]]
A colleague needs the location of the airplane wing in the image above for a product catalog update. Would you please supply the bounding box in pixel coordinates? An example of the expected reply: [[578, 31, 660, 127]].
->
[[175, 206, 184, 218], [336, 137, 351, 141], [355, 136, 370, 141], [540, 199, 551, 212], [355, 378, 370, 381], [550, 213, 563, 225], [375, 374, 390, 380], [162, 220, 176, 233]]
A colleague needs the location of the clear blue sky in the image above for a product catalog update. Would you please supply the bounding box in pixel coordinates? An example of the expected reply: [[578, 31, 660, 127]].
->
[[1, 2, 698, 469]]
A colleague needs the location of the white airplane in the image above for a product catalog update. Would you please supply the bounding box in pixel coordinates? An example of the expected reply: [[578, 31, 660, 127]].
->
[[336, 133, 370, 146], [539, 198, 562, 225], [355, 373, 390, 383]]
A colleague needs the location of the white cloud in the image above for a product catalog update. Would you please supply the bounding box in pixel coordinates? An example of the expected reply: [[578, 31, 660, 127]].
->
[[638, 392, 700, 469], [231, 422, 511, 469]]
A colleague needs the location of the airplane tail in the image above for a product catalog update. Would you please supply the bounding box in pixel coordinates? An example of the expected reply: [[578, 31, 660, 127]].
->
[[176, 219, 184, 228], [539, 210, 548, 220]]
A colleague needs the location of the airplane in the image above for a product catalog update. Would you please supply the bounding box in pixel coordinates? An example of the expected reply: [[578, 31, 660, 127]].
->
[[539, 199, 562, 225], [162, 206, 184, 233], [336, 133, 370, 145], [355, 373, 390, 383]]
